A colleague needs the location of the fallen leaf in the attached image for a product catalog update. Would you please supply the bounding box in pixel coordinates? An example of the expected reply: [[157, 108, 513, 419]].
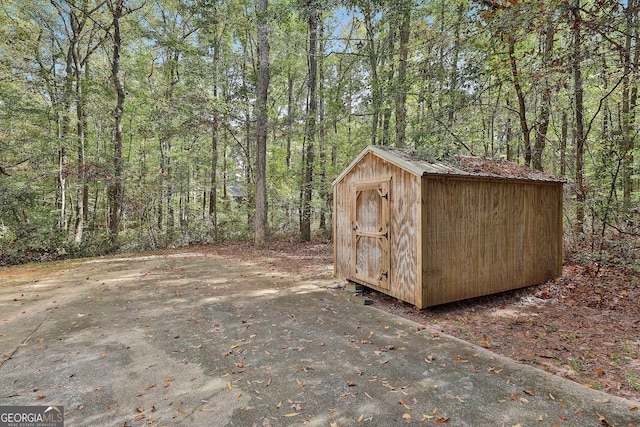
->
[[177, 407, 186, 414], [425, 354, 435, 362], [417, 325, 426, 331], [165, 376, 175, 382], [347, 381, 357, 387], [283, 413, 299, 417], [357, 414, 363, 422], [510, 392, 520, 400], [435, 417, 450, 424], [135, 407, 144, 413], [134, 414, 145, 420], [402, 413, 411, 419], [146, 383, 157, 390], [37, 337, 44, 343], [559, 415, 566, 420], [597, 412, 613, 427], [519, 397, 529, 403], [399, 399, 411, 409], [36, 395, 46, 400], [237, 392, 242, 400], [524, 389, 535, 396], [454, 395, 464, 403], [630, 407, 638, 411], [422, 414, 434, 420]]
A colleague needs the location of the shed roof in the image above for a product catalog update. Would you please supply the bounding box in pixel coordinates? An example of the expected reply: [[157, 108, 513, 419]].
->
[[333, 145, 565, 186]]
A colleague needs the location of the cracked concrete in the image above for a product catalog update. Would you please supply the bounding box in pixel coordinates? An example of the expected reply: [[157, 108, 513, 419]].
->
[[1, 251, 638, 426]]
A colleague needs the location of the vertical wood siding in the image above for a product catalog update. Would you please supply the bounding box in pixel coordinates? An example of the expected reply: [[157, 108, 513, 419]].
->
[[421, 177, 562, 307], [334, 152, 419, 305]]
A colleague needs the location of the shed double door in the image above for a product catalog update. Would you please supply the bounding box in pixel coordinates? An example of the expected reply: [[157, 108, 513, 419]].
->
[[352, 179, 390, 289]]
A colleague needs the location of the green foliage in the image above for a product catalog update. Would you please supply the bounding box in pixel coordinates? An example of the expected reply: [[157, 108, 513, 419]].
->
[[0, 0, 639, 264]]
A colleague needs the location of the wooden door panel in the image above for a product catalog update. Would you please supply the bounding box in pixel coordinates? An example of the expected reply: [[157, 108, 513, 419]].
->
[[352, 179, 390, 289]]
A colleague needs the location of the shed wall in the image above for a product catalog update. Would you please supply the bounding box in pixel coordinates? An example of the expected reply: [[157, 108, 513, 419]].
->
[[421, 177, 563, 307], [334, 152, 421, 305]]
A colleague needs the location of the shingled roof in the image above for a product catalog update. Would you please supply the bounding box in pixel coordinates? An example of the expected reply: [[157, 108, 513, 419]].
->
[[333, 145, 565, 185]]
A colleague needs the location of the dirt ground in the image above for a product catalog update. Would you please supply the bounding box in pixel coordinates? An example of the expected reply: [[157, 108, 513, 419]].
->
[[2, 237, 639, 409], [195, 239, 640, 404]]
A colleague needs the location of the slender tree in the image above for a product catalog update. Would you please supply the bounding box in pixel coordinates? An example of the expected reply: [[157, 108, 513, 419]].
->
[[301, 0, 318, 242], [106, 0, 127, 245], [255, 0, 270, 248], [571, 0, 585, 234]]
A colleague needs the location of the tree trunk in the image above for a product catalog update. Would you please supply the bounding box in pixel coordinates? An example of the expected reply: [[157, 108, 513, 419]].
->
[[318, 19, 327, 232], [286, 70, 294, 169], [71, 22, 86, 244], [622, 0, 637, 210], [57, 47, 74, 232], [209, 26, 221, 240], [209, 118, 219, 239], [254, 0, 270, 248], [381, 10, 395, 147], [108, 0, 125, 246], [395, 0, 411, 148], [560, 111, 567, 177], [532, 16, 556, 171], [363, 6, 380, 146], [571, 0, 585, 234], [447, 3, 464, 124], [301, 1, 318, 242], [508, 36, 531, 167]]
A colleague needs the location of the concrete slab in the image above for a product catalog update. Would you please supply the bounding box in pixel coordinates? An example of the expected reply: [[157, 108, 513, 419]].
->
[[0, 252, 638, 426]]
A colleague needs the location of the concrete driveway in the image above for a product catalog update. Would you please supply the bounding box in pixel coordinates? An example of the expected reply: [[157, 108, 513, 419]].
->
[[1, 251, 638, 426]]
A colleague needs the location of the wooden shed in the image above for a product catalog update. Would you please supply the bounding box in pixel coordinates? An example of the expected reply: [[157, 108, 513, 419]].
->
[[333, 145, 564, 308]]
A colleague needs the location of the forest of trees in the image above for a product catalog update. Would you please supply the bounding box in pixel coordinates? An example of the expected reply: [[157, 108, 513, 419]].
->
[[0, 0, 639, 264]]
